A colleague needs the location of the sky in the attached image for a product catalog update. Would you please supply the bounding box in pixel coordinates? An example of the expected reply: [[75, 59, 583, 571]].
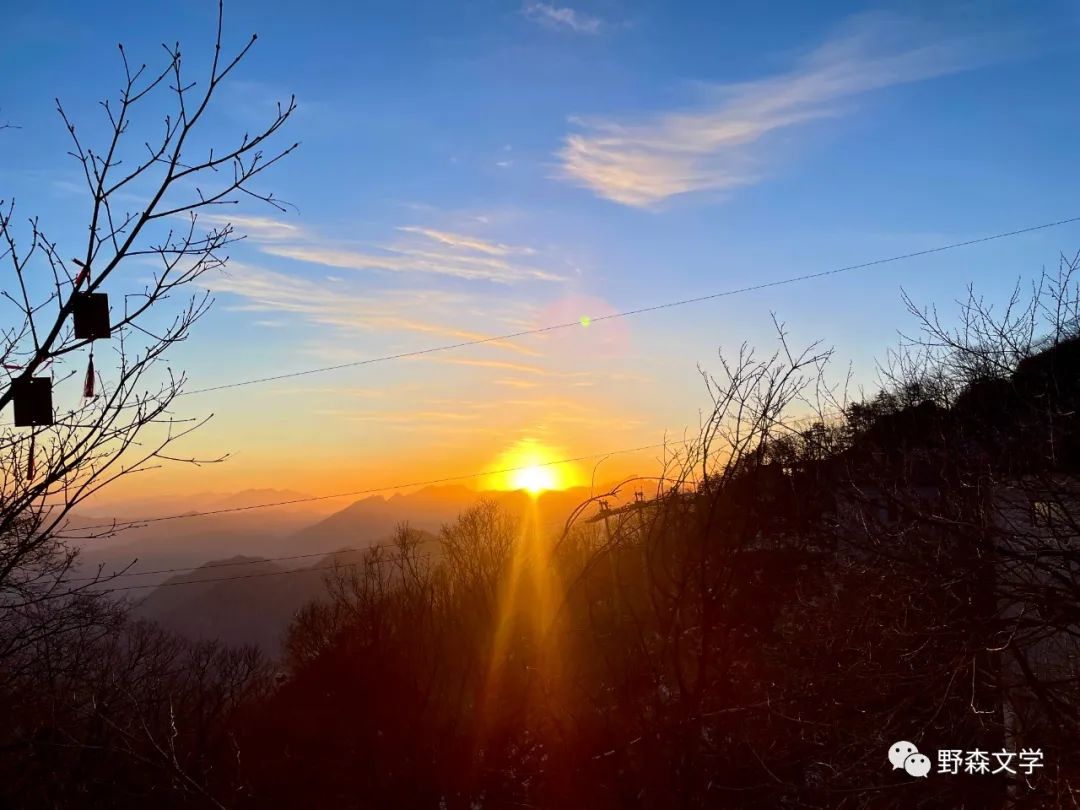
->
[[2, 0, 1080, 504]]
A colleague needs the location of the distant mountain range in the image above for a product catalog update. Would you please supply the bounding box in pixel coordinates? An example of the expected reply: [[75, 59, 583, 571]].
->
[[129, 541, 438, 653], [130, 556, 328, 653], [74, 484, 629, 655]]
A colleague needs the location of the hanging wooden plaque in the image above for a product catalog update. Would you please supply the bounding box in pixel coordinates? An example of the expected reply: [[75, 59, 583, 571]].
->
[[12, 377, 54, 427], [73, 292, 111, 340]]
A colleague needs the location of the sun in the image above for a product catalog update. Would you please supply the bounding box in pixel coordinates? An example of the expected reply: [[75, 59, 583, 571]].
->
[[512, 463, 558, 495], [488, 439, 581, 495]]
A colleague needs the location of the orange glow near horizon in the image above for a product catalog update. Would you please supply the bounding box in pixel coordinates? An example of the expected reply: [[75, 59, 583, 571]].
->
[[88, 423, 677, 511]]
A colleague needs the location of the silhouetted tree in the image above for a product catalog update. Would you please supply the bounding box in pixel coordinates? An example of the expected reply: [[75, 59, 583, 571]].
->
[[0, 4, 294, 806], [0, 0, 296, 634]]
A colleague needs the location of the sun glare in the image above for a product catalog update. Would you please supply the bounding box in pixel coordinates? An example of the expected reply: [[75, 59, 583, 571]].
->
[[489, 439, 581, 495], [512, 464, 557, 495]]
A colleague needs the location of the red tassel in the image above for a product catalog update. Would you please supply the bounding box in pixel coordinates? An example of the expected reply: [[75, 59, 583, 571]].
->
[[27, 433, 35, 481], [83, 354, 96, 398], [73, 259, 90, 288]]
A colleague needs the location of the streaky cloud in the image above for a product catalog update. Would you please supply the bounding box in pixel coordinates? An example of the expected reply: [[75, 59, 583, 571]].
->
[[558, 13, 1004, 208], [397, 226, 536, 257], [193, 212, 304, 240], [207, 261, 542, 357], [263, 243, 563, 284]]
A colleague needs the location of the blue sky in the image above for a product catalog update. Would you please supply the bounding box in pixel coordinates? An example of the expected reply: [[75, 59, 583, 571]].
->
[[3, 0, 1080, 497]]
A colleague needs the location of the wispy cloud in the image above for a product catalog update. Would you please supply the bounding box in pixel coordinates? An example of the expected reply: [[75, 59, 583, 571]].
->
[[218, 215, 563, 284], [523, 1, 603, 34], [208, 261, 540, 356], [263, 243, 562, 283], [196, 213, 304, 241], [396, 227, 534, 257], [558, 13, 999, 207]]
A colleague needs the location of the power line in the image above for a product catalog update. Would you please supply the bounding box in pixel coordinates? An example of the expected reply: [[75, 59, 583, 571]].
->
[[76, 218, 1079, 533], [74, 407, 853, 585], [74, 406, 850, 544], [75, 409, 854, 589], [75, 439, 688, 532], [41, 218, 1080, 594], [179, 215, 1080, 397]]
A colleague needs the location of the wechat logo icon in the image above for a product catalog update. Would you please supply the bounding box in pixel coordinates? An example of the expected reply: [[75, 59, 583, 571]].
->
[[889, 741, 931, 778]]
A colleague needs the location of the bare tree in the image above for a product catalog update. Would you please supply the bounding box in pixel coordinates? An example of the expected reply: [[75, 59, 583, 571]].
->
[[888, 252, 1080, 803], [537, 325, 842, 806], [0, 2, 296, 632]]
